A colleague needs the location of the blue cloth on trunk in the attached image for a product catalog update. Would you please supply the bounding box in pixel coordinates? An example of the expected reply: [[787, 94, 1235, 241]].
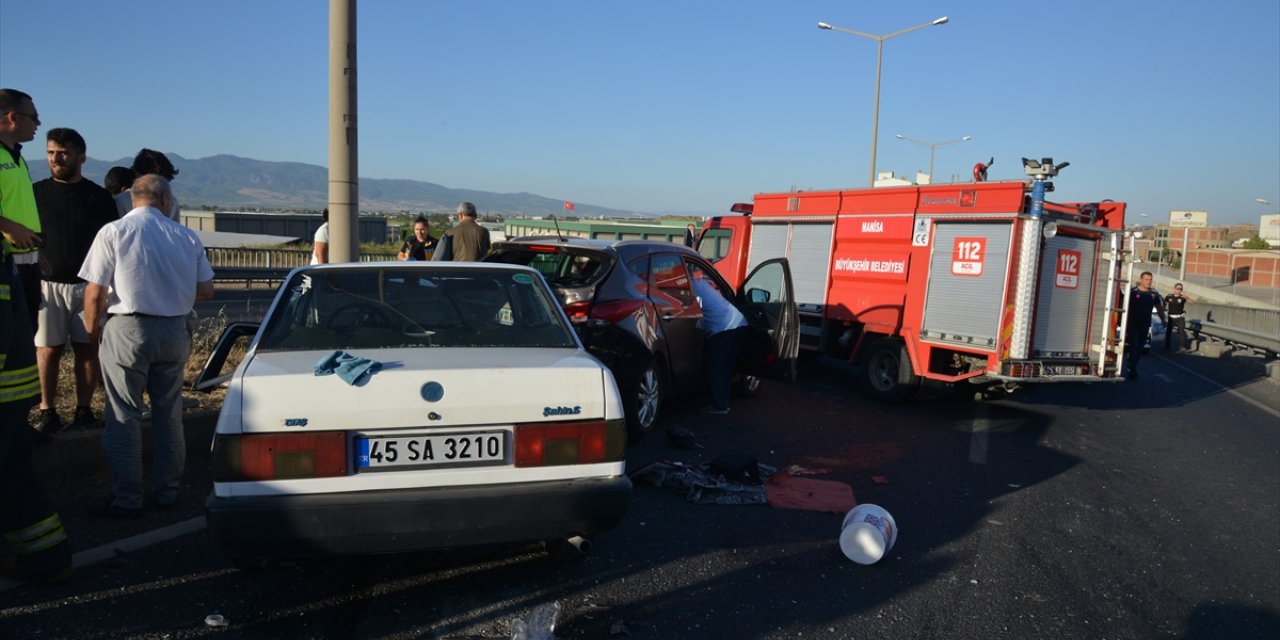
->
[[314, 350, 382, 385]]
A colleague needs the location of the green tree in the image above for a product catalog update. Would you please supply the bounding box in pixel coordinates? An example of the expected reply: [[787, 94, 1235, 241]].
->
[[1242, 236, 1272, 250]]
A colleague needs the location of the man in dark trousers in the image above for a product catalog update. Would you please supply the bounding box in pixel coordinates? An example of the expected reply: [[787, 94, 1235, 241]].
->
[[1123, 271, 1166, 379], [1163, 283, 1194, 352], [32, 128, 119, 434], [0, 236, 72, 584]]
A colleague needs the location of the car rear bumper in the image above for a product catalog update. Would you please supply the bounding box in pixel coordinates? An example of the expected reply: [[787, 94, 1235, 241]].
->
[[206, 476, 631, 558]]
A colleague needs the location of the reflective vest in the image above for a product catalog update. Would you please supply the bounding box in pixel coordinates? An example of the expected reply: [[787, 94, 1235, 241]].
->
[[0, 143, 41, 255], [0, 249, 39, 405]]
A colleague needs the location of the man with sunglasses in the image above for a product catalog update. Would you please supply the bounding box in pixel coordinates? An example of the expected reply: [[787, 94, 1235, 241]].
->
[[0, 89, 46, 333], [0, 88, 73, 584], [1163, 283, 1194, 352]]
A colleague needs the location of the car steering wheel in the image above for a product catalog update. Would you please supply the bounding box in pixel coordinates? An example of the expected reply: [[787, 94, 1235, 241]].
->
[[325, 301, 395, 332]]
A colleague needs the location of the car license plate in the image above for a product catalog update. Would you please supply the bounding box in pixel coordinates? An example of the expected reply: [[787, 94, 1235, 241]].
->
[[356, 432, 506, 470]]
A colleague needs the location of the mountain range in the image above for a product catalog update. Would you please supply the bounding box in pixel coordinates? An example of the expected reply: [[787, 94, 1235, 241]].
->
[[25, 153, 649, 218]]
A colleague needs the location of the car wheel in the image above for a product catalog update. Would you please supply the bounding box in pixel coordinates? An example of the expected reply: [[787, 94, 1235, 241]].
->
[[624, 359, 663, 439], [733, 374, 762, 398], [864, 338, 920, 403]]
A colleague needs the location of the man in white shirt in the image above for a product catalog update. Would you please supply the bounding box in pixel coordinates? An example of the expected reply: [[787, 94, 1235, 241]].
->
[[312, 208, 329, 264], [79, 175, 214, 518]]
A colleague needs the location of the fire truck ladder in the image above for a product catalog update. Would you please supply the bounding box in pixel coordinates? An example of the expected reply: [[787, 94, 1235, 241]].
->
[[1097, 231, 1135, 378]]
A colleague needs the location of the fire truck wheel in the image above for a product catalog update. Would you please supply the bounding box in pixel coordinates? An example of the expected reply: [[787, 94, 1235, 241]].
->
[[864, 338, 920, 403], [624, 358, 664, 439]]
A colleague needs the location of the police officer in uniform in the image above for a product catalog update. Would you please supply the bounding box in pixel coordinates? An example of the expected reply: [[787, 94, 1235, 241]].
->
[[1163, 283, 1194, 352]]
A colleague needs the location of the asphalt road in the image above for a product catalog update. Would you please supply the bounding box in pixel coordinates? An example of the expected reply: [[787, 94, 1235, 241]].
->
[[2, 350, 1277, 640]]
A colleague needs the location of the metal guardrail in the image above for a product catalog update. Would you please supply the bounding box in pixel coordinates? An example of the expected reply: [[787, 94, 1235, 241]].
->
[[1187, 302, 1280, 356], [207, 248, 398, 286]]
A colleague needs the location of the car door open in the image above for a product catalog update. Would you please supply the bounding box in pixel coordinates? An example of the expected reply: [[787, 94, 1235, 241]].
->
[[736, 258, 799, 382]]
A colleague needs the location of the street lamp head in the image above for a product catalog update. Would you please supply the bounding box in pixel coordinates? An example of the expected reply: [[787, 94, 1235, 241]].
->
[[1257, 198, 1271, 205], [895, 134, 906, 139], [932, 16, 949, 26], [817, 21, 833, 30], [961, 135, 973, 141]]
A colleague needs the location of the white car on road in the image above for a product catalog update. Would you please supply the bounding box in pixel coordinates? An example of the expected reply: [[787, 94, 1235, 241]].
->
[[196, 262, 631, 565]]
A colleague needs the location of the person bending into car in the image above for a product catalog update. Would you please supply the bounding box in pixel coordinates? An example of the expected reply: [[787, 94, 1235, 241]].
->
[[692, 271, 747, 415], [79, 175, 215, 518]]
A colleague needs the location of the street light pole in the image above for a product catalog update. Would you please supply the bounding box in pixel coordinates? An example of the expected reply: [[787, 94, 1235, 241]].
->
[[895, 134, 971, 183], [818, 16, 949, 187]]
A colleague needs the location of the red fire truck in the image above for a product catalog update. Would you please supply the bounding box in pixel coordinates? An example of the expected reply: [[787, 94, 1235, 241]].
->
[[699, 158, 1134, 401]]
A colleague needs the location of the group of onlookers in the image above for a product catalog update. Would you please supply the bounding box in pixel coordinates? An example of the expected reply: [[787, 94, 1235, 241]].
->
[[314, 201, 492, 265], [1, 87, 214, 584]]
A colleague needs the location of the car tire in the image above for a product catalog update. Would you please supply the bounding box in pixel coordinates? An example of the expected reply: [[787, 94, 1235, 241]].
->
[[624, 358, 663, 439], [863, 338, 920, 403]]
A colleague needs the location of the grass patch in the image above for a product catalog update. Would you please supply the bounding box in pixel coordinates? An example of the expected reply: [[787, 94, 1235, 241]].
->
[[28, 309, 245, 426]]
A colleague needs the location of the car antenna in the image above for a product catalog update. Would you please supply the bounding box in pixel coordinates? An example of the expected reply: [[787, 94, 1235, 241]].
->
[[551, 214, 565, 242]]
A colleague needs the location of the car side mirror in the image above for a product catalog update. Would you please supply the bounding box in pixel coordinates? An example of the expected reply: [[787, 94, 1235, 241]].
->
[[747, 288, 771, 304]]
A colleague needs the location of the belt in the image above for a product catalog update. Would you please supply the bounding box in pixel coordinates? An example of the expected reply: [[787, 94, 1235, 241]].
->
[[1168, 314, 1184, 318], [109, 312, 183, 319], [11, 252, 38, 265]]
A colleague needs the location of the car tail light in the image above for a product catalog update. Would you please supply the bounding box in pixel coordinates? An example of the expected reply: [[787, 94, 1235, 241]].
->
[[513, 419, 626, 467], [588, 299, 644, 326], [213, 432, 349, 481], [528, 245, 562, 253], [564, 300, 592, 325]]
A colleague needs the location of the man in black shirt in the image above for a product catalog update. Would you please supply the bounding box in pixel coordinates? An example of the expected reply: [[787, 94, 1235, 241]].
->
[[1163, 283, 1194, 352], [1123, 271, 1166, 379], [397, 215, 437, 261], [31, 128, 118, 432]]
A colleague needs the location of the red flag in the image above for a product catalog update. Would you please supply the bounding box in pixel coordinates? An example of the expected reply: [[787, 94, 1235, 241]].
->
[[563, 201, 575, 211]]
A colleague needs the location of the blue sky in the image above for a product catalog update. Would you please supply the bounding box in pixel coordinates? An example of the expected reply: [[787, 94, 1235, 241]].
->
[[2, 1, 1277, 224]]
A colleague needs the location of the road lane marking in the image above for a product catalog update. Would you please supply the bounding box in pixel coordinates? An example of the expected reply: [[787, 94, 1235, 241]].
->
[[0, 516, 207, 592], [1158, 356, 1280, 420]]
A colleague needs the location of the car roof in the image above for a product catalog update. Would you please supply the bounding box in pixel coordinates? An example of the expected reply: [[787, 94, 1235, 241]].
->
[[286, 261, 545, 277], [494, 236, 705, 261]]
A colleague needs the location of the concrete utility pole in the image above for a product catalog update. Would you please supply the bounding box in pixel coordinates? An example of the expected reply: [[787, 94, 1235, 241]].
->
[[329, 0, 358, 263]]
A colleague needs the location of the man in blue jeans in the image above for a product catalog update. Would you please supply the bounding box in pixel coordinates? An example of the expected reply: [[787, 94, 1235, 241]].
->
[[692, 270, 747, 415]]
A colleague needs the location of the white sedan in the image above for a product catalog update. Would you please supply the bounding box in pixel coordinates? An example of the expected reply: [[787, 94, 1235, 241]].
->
[[197, 262, 631, 565]]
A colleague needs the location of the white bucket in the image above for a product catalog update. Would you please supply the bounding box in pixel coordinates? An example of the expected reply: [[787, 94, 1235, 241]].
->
[[839, 504, 898, 565]]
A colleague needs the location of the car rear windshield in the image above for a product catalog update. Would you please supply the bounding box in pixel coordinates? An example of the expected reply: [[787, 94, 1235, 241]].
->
[[257, 266, 577, 351], [486, 246, 612, 289]]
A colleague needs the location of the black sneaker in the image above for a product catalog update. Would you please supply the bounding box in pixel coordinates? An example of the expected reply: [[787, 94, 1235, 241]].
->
[[32, 408, 65, 435], [71, 405, 102, 429]]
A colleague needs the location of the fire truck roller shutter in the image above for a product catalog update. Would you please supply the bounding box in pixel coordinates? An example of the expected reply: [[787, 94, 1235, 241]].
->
[[747, 222, 834, 314], [921, 222, 1013, 348], [1031, 234, 1097, 358]]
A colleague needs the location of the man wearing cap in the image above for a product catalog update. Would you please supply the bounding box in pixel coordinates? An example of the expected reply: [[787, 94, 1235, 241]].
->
[[1163, 283, 1194, 352]]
